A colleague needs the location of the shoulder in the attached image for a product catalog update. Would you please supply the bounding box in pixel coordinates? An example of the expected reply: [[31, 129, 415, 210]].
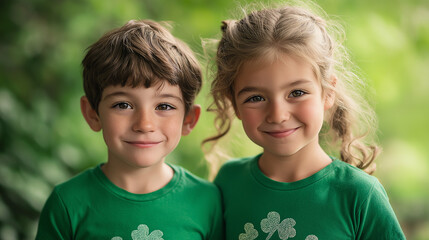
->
[[213, 155, 258, 189], [332, 160, 377, 183], [173, 165, 220, 196], [39, 167, 98, 223], [52, 166, 98, 199], [55, 166, 96, 189], [217, 155, 256, 176], [330, 160, 386, 198]]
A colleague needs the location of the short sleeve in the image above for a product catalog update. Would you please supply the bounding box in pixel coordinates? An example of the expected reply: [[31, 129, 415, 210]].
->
[[35, 189, 72, 240], [356, 179, 406, 239]]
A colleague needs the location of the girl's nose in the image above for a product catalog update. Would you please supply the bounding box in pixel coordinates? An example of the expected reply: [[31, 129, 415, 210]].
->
[[132, 110, 156, 133], [266, 101, 290, 124]]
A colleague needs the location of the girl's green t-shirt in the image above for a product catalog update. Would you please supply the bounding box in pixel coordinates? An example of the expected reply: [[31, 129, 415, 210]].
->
[[214, 154, 406, 240]]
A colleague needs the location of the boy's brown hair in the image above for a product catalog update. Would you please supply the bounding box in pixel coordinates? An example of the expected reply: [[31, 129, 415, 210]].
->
[[82, 19, 202, 113]]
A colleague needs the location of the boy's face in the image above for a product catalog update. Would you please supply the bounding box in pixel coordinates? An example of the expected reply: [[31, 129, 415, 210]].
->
[[81, 82, 200, 170]]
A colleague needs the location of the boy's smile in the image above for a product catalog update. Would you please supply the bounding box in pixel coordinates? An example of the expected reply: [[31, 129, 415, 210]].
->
[[124, 140, 162, 148]]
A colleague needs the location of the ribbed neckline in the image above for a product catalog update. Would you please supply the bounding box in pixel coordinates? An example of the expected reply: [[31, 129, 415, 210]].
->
[[93, 163, 182, 202], [250, 154, 339, 191]]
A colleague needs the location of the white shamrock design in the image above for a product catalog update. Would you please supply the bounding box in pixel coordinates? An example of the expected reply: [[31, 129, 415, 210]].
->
[[260, 211, 296, 240], [305, 235, 318, 240], [131, 224, 163, 240], [111, 224, 164, 240], [239, 223, 259, 240]]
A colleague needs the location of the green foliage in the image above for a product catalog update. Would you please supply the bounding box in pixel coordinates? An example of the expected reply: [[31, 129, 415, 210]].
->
[[1, 0, 428, 239]]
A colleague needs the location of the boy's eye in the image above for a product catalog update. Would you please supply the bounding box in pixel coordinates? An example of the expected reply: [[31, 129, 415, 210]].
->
[[289, 90, 306, 98], [156, 103, 175, 111], [244, 95, 265, 103], [113, 102, 132, 109]]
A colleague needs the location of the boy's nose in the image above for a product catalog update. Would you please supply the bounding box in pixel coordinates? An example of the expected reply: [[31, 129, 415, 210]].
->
[[266, 101, 290, 124], [132, 111, 156, 133]]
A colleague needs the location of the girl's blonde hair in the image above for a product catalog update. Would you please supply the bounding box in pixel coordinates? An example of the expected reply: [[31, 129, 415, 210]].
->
[[204, 2, 380, 174]]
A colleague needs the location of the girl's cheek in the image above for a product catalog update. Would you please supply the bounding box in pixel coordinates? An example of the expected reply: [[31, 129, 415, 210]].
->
[[297, 100, 325, 122], [240, 110, 262, 126]]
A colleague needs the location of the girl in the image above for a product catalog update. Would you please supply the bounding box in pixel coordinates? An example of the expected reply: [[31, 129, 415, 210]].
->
[[205, 2, 406, 240]]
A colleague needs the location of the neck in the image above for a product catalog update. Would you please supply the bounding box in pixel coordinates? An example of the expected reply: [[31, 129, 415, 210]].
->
[[259, 142, 332, 183], [101, 161, 174, 194]]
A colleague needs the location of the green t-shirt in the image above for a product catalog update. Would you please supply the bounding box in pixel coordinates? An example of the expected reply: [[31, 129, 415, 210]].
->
[[36, 164, 224, 240], [214, 154, 405, 240]]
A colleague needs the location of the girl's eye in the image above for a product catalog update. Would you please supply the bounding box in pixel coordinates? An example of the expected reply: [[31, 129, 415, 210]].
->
[[113, 102, 132, 109], [245, 95, 265, 103], [289, 90, 306, 98], [156, 103, 175, 111]]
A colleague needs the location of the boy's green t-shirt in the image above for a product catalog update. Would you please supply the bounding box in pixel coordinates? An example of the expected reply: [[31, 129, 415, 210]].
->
[[36, 164, 223, 240], [214, 154, 406, 240]]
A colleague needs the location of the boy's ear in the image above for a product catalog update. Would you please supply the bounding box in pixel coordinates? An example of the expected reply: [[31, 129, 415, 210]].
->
[[80, 96, 102, 132], [324, 75, 337, 110], [182, 105, 201, 136]]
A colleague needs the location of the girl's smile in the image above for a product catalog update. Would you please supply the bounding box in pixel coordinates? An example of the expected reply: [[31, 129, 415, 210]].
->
[[262, 127, 300, 138]]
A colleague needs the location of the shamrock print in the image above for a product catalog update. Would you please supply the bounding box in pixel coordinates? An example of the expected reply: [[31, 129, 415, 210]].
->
[[260, 211, 296, 240], [305, 235, 318, 240], [111, 224, 164, 240], [131, 224, 163, 240], [239, 223, 259, 240], [238, 211, 319, 240]]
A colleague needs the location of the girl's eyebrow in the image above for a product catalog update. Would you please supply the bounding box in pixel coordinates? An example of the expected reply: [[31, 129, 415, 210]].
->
[[236, 87, 261, 97], [236, 79, 313, 97]]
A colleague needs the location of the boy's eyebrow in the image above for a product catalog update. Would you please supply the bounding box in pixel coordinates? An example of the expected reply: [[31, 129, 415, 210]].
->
[[156, 93, 184, 103], [103, 91, 128, 100], [102, 91, 183, 103], [236, 79, 313, 97]]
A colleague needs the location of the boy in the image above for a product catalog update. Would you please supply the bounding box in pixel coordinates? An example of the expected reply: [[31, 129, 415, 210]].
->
[[35, 19, 223, 239]]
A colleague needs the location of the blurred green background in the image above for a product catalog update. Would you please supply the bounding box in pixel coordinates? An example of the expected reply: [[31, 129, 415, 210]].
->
[[1, 0, 428, 239]]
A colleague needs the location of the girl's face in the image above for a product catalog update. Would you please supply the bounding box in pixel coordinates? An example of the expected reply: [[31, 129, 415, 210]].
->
[[233, 54, 333, 160]]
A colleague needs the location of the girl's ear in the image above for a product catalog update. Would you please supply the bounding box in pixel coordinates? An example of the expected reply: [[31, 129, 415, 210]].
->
[[80, 96, 102, 132], [228, 94, 242, 120], [324, 75, 337, 110], [182, 105, 201, 136]]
